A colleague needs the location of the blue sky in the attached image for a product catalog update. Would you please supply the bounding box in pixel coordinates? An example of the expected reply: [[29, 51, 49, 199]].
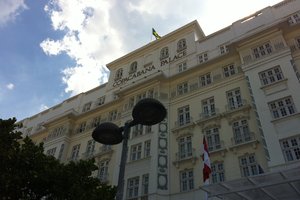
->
[[0, 0, 282, 121]]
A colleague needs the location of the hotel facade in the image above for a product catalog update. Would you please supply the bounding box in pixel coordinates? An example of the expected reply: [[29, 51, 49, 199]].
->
[[19, 1, 300, 199]]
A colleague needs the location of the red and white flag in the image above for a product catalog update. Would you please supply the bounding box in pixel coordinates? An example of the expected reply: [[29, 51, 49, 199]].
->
[[202, 136, 211, 199]]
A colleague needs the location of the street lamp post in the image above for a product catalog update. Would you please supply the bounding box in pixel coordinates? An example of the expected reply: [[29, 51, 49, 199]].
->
[[92, 98, 167, 200]]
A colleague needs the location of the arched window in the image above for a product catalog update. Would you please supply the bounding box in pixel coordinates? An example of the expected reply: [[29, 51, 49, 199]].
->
[[177, 39, 187, 52], [130, 61, 137, 74], [160, 47, 169, 60], [115, 68, 123, 80]]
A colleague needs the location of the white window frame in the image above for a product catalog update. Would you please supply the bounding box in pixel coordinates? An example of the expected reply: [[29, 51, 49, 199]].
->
[[288, 13, 300, 25], [252, 42, 272, 59], [268, 96, 296, 119], [98, 160, 109, 182], [71, 144, 81, 161], [178, 136, 192, 159], [82, 102, 92, 112], [160, 47, 169, 60], [180, 169, 194, 192], [199, 73, 212, 87], [86, 139, 95, 156], [142, 174, 149, 196], [198, 52, 208, 63], [223, 64, 236, 77], [96, 96, 105, 106], [144, 140, 151, 158], [178, 61, 187, 72], [130, 61, 138, 74], [239, 154, 259, 177], [226, 88, 243, 110], [108, 110, 118, 121], [232, 119, 251, 144], [202, 97, 216, 117], [177, 38, 187, 52], [177, 82, 188, 95], [78, 121, 86, 133], [178, 106, 191, 126], [58, 143, 65, 160], [206, 128, 221, 152], [281, 136, 300, 162], [127, 177, 139, 199], [115, 68, 123, 80], [130, 143, 142, 161], [220, 45, 229, 54], [259, 65, 284, 86], [211, 162, 225, 183], [132, 124, 143, 138], [91, 116, 101, 128]]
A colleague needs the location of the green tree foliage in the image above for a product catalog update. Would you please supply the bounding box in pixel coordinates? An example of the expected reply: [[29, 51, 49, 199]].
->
[[0, 118, 116, 200]]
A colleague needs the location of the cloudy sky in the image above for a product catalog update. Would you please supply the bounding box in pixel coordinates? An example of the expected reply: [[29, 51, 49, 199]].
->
[[0, 0, 282, 121]]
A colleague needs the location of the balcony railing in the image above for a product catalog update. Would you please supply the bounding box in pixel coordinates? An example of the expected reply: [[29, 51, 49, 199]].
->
[[173, 148, 197, 167], [225, 99, 249, 112], [231, 132, 256, 146], [208, 140, 225, 153], [93, 145, 113, 157], [199, 108, 220, 120], [174, 117, 193, 129]]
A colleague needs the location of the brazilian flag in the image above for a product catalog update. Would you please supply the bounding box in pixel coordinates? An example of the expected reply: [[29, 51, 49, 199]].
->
[[152, 28, 161, 39]]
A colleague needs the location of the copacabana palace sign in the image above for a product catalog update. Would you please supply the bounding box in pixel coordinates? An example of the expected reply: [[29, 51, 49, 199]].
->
[[113, 65, 156, 87], [112, 50, 186, 87]]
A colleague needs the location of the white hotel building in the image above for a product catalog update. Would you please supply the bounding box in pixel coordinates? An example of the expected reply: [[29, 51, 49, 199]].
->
[[19, 1, 300, 199]]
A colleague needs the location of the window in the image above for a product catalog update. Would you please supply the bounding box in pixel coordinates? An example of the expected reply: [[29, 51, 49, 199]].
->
[[211, 162, 225, 183], [132, 124, 143, 138], [142, 174, 149, 196], [226, 88, 243, 110], [281, 136, 300, 162], [178, 136, 192, 159], [177, 82, 188, 95], [127, 177, 139, 199], [71, 144, 81, 161], [178, 61, 187, 72], [220, 45, 229, 54], [98, 160, 109, 183], [259, 66, 284, 86], [180, 169, 194, 192], [137, 92, 147, 102], [223, 64, 236, 77], [77, 122, 86, 133], [252, 42, 272, 59], [86, 139, 95, 157], [147, 89, 154, 98], [130, 143, 142, 161], [206, 128, 221, 152], [177, 38, 187, 52], [130, 61, 138, 74], [58, 143, 65, 160], [268, 97, 296, 119], [82, 102, 92, 112], [232, 119, 251, 144], [160, 47, 169, 60], [199, 73, 212, 86], [96, 96, 105, 106], [239, 154, 259, 177], [202, 97, 216, 117], [144, 140, 151, 158], [91, 116, 101, 128], [46, 147, 57, 157], [115, 68, 123, 80], [198, 52, 208, 63], [288, 13, 300, 25], [145, 126, 152, 134], [178, 106, 191, 126], [108, 110, 118, 121]]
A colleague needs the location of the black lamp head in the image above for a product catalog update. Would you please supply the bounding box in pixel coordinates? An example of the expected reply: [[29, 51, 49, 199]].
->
[[132, 98, 167, 126], [92, 122, 123, 145]]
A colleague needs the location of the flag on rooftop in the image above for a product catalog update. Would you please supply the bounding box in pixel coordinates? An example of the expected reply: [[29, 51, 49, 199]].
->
[[152, 28, 161, 40]]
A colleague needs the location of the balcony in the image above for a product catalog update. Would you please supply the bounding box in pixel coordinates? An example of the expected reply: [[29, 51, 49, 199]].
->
[[172, 117, 194, 133], [81, 151, 95, 160], [208, 140, 226, 154], [197, 108, 221, 125], [93, 145, 113, 158], [98, 173, 109, 184], [173, 148, 197, 168], [229, 132, 259, 153]]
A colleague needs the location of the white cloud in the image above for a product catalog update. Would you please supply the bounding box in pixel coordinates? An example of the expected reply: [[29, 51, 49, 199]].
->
[[41, 0, 282, 96], [0, 0, 27, 26], [6, 83, 14, 90]]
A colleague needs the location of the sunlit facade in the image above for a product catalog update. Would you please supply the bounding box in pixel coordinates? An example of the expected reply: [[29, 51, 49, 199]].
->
[[19, 1, 300, 199]]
